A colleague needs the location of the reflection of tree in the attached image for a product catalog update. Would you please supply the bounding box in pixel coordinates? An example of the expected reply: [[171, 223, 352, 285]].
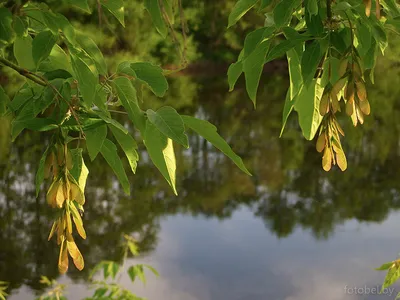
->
[[3, 37, 400, 296]]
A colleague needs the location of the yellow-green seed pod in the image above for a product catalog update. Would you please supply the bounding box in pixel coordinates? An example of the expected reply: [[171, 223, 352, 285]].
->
[[316, 132, 326, 153], [46, 180, 59, 208], [319, 93, 330, 116], [356, 80, 367, 101], [359, 98, 371, 115], [322, 147, 332, 172]]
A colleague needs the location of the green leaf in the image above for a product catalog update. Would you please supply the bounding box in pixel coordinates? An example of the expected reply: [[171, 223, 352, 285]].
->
[[144, 0, 168, 38], [227, 61, 243, 91], [117, 61, 137, 77], [95, 110, 128, 134], [306, 0, 318, 16], [144, 265, 160, 277], [382, 0, 400, 17], [13, 16, 28, 37], [243, 40, 270, 106], [71, 54, 97, 106], [93, 288, 108, 298], [100, 0, 125, 26], [14, 36, 35, 70], [280, 90, 295, 137], [17, 118, 58, 132], [181, 115, 251, 175], [11, 102, 36, 140], [243, 27, 275, 59], [376, 262, 395, 271], [113, 77, 146, 133], [68, 0, 91, 13], [274, 0, 300, 28], [287, 48, 302, 100], [109, 125, 139, 174], [280, 48, 301, 137], [9, 86, 33, 111], [320, 57, 339, 87], [70, 148, 89, 192], [294, 79, 323, 140], [332, 1, 353, 12], [128, 266, 137, 282], [32, 30, 57, 67], [130, 62, 169, 97], [228, 0, 259, 28], [0, 8, 14, 46], [85, 124, 107, 161], [39, 45, 73, 74], [266, 39, 302, 62], [100, 139, 130, 195], [382, 265, 400, 291], [305, 10, 324, 36], [356, 20, 371, 56], [260, 0, 272, 10], [110, 262, 120, 279], [61, 117, 105, 132], [147, 106, 189, 148], [144, 121, 177, 195], [301, 40, 321, 86], [76, 33, 108, 75], [35, 145, 50, 197]]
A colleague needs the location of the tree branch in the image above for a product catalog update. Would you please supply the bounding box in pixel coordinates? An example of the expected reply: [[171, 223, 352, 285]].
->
[[0, 57, 84, 136], [0, 57, 47, 86], [327, 0, 332, 21]]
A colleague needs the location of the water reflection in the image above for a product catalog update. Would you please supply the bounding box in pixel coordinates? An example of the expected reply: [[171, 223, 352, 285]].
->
[[2, 60, 400, 299]]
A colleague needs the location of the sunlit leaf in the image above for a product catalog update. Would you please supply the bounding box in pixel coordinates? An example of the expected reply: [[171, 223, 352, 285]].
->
[[100, 0, 125, 26], [228, 0, 259, 28], [294, 79, 324, 140], [144, 121, 177, 195]]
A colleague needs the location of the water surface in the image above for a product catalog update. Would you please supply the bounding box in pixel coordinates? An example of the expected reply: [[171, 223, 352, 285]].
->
[[2, 67, 400, 299]]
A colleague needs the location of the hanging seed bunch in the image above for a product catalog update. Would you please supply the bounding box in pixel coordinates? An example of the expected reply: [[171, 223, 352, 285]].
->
[[343, 56, 371, 126], [316, 41, 371, 172], [44, 142, 86, 273]]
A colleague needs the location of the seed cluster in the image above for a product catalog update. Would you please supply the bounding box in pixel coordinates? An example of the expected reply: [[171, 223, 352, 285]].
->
[[45, 143, 86, 273]]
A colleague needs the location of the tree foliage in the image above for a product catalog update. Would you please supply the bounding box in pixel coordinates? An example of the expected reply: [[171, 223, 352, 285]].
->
[[2, 0, 400, 294], [0, 0, 250, 275], [227, 0, 399, 172]]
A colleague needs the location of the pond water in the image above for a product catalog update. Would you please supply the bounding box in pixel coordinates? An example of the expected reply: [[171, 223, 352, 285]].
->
[[2, 65, 400, 300]]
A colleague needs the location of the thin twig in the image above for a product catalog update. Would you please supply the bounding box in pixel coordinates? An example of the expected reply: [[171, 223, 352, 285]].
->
[[158, 0, 185, 66], [0, 57, 46, 86], [178, 0, 187, 65], [0, 57, 84, 136], [97, 0, 102, 27]]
